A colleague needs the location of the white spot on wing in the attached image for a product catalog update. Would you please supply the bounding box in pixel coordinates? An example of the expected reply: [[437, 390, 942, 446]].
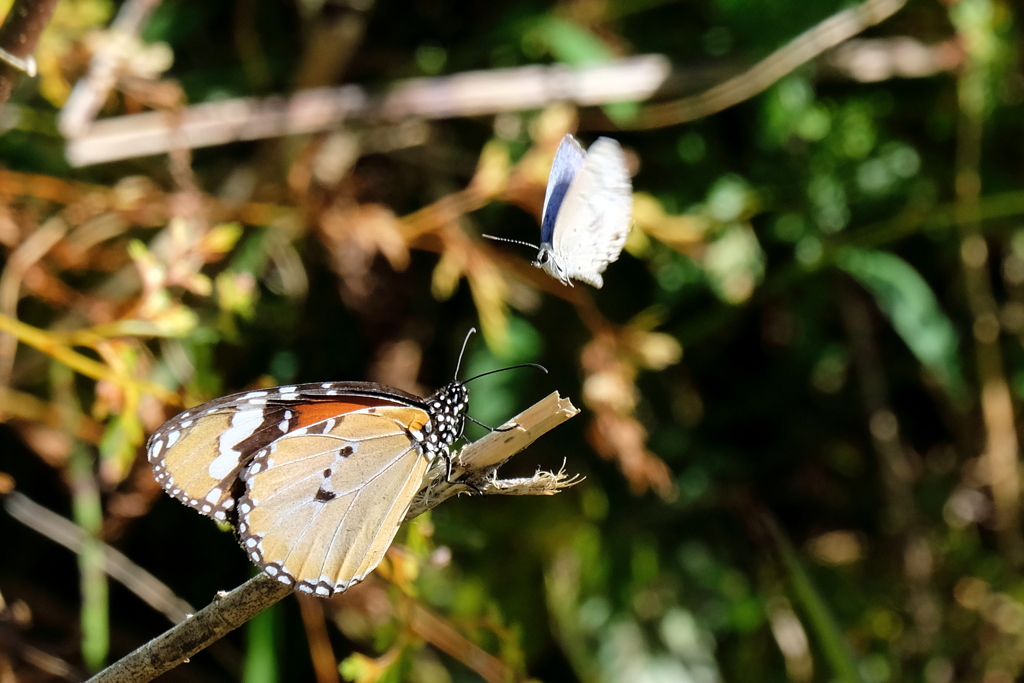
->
[[210, 409, 264, 479], [209, 451, 241, 480]]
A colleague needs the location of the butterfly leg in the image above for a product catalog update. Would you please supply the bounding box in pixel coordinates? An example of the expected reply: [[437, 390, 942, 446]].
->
[[440, 449, 487, 495]]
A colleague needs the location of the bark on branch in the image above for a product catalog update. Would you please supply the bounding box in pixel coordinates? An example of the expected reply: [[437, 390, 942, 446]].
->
[[0, 0, 58, 106]]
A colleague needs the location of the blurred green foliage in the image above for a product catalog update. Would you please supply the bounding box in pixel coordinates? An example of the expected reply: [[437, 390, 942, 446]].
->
[[3, 0, 1024, 683]]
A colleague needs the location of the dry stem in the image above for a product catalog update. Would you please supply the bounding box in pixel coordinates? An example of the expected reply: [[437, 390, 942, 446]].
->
[[624, 0, 908, 128]]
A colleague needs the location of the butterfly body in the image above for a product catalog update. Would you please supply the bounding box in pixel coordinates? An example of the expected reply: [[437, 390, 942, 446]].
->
[[535, 134, 633, 288], [148, 380, 468, 597]]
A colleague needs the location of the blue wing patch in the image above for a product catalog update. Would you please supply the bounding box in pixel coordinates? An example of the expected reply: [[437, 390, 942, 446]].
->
[[540, 135, 586, 245]]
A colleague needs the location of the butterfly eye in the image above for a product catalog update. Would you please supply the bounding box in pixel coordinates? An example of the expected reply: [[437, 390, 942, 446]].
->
[[538, 252, 549, 263]]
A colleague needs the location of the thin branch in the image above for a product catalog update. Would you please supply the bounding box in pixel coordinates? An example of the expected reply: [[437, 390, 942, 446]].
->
[[953, 19, 1023, 562], [0, 0, 58, 107], [3, 491, 195, 623], [56, 0, 931, 164], [407, 598, 510, 683], [57, 0, 164, 138], [0, 387, 105, 442], [0, 621, 81, 681], [0, 216, 68, 395], [84, 573, 292, 683], [821, 36, 961, 83], [0, 311, 179, 405], [64, 57, 672, 166], [85, 391, 579, 683], [621, 0, 908, 129], [295, 596, 339, 683], [334, 574, 515, 683]]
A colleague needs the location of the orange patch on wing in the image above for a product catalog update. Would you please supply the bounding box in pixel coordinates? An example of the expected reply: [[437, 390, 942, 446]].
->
[[291, 398, 407, 428]]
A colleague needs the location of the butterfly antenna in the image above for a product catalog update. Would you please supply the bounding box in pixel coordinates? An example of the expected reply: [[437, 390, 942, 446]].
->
[[455, 328, 476, 380], [462, 363, 548, 384], [481, 234, 540, 251], [466, 414, 517, 433]]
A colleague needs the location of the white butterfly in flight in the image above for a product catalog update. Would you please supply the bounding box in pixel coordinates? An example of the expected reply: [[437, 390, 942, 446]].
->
[[488, 134, 633, 288]]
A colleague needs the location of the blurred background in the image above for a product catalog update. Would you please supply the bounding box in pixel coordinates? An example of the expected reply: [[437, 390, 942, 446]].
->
[[0, 0, 1021, 681]]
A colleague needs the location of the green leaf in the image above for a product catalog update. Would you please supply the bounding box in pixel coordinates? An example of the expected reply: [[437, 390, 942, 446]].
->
[[70, 444, 108, 672], [533, 16, 614, 64], [768, 518, 867, 683], [243, 600, 279, 683], [836, 248, 966, 400], [527, 16, 638, 124]]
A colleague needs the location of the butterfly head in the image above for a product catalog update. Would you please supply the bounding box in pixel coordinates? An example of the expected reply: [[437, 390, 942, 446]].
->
[[533, 244, 572, 286], [425, 381, 470, 450]]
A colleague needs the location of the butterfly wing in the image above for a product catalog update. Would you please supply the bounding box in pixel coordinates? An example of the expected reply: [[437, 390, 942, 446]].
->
[[237, 406, 431, 596], [147, 382, 426, 522], [540, 134, 587, 245], [149, 380, 468, 599], [546, 137, 633, 288]]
